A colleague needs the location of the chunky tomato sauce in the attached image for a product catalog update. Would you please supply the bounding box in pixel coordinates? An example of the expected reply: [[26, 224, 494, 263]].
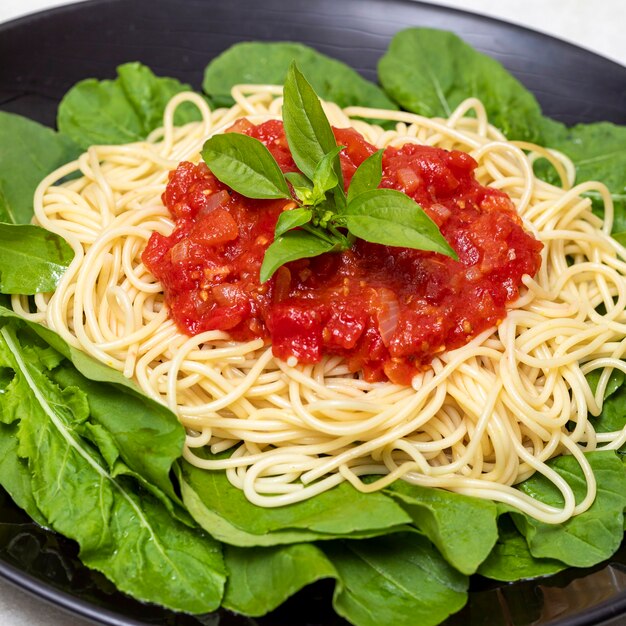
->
[[142, 120, 542, 385]]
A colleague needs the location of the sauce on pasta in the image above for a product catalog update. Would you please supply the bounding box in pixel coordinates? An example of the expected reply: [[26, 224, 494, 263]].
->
[[142, 119, 542, 384]]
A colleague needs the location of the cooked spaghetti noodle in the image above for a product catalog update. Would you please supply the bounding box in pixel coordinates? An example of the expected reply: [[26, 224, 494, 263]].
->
[[12, 86, 626, 523]]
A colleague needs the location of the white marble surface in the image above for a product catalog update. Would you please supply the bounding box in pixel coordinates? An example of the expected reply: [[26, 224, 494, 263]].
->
[[0, 1, 625, 625]]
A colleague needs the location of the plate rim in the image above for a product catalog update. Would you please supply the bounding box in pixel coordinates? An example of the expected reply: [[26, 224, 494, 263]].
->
[[1, 1, 626, 625]]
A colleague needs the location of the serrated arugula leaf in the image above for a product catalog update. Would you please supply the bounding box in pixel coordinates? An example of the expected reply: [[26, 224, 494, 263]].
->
[[201, 133, 291, 199], [344, 188, 457, 257], [0, 112, 79, 224], [58, 62, 202, 149], [0, 224, 74, 294], [223, 543, 336, 616], [0, 322, 225, 612], [179, 459, 411, 547], [512, 452, 626, 568], [0, 422, 47, 526], [378, 28, 545, 143], [202, 41, 396, 111], [478, 516, 566, 581], [0, 343, 46, 524], [0, 308, 189, 520], [385, 481, 498, 575], [50, 363, 189, 519], [324, 533, 468, 626], [0, 306, 170, 403], [347, 149, 383, 203]]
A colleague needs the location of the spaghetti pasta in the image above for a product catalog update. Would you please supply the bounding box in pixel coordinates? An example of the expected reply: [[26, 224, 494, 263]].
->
[[12, 86, 626, 523]]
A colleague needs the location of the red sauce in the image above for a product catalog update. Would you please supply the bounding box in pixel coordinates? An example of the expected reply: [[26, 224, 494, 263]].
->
[[142, 120, 542, 385]]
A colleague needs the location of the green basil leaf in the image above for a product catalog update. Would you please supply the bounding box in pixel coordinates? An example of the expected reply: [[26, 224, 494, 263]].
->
[[0, 224, 74, 294], [284, 171, 313, 189], [312, 146, 342, 196], [201, 133, 291, 199], [283, 63, 340, 182], [344, 188, 457, 258], [347, 149, 384, 204], [274, 207, 313, 238], [284, 172, 315, 205], [289, 147, 344, 207], [260, 230, 336, 283]]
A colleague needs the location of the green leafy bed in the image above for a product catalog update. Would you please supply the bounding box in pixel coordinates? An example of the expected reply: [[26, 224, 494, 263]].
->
[[1, 28, 626, 626]]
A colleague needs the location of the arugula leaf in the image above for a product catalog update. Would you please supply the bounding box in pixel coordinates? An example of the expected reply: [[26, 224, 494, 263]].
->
[[378, 28, 545, 143], [202, 41, 397, 111], [540, 122, 626, 234], [260, 230, 338, 283], [478, 516, 566, 581], [0, 422, 47, 526], [385, 481, 498, 575], [0, 112, 79, 224], [0, 224, 74, 294], [593, 392, 626, 438], [179, 459, 411, 546], [513, 452, 626, 568], [347, 149, 383, 203], [0, 309, 191, 521], [0, 323, 226, 612], [0, 306, 170, 403], [223, 543, 336, 616], [283, 63, 341, 181], [58, 62, 202, 149], [0, 342, 46, 525], [274, 207, 313, 237], [344, 188, 457, 258], [201, 133, 291, 199], [50, 363, 187, 515], [325, 533, 468, 626]]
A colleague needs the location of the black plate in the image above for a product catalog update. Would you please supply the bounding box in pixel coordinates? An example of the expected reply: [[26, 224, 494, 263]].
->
[[2, 1, 626, 625]]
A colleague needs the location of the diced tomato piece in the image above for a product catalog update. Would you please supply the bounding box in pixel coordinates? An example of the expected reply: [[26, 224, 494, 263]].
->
[[190, 208, 238, 246], [268, 304, 323, 363]]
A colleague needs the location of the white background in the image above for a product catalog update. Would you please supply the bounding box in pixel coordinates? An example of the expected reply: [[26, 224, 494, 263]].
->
[[1, 1, 625, 625]]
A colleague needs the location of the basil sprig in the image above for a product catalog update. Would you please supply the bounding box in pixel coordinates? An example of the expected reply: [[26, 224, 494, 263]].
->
[[201, 63, 457, 282]]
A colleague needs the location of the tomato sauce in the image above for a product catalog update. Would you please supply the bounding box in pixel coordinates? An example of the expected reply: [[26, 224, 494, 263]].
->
[[142, 120, 542, 385]]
